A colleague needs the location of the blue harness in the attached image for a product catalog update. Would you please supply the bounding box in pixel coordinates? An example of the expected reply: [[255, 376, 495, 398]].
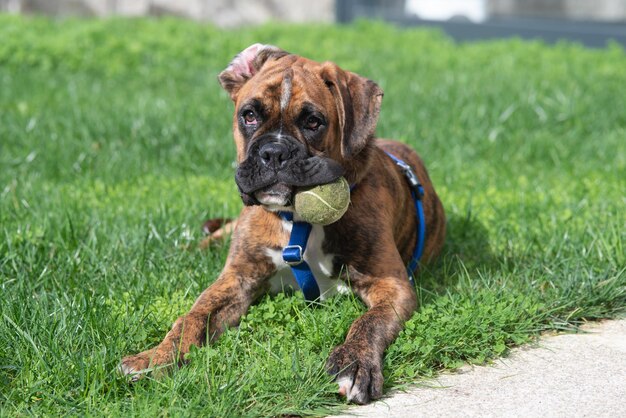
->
[[279, 152, 426, 301]]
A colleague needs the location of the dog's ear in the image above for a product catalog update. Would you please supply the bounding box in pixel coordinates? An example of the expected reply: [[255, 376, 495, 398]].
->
[[321, 63, 384, 159], [218, 44, 289, 101]]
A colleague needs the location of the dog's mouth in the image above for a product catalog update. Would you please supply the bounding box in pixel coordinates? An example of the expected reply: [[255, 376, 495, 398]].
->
[[235, 134, 344, 207], [253, 183, 293, 210]]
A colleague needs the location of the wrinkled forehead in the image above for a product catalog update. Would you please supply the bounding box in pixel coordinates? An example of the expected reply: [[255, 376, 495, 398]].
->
[[236, 57, 332, 113]]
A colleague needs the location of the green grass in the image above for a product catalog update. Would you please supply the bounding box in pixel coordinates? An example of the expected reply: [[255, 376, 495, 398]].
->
[[1, 15, 625, 417]]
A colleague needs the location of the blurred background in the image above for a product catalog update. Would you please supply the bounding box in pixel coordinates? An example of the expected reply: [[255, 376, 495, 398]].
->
[[1, 0, 626, 46]]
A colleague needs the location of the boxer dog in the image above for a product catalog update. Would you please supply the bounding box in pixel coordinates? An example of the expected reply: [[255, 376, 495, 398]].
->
[[120, 44, 446, 404]]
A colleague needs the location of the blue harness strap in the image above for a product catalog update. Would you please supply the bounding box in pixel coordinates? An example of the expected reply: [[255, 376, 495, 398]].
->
[[279, 211, 321, 301], [279, 151, 426, 301], [384, 152, 426, 280]]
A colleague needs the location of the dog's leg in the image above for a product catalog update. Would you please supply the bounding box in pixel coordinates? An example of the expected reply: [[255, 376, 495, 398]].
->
[[326, 264, 417, 404], [119, 264, 268, 380], [198, 218, 239, 249], [120, 210, 278, 380]]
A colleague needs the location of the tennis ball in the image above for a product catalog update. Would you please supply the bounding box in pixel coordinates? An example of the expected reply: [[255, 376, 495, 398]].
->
[[294, 177, 350, 225]]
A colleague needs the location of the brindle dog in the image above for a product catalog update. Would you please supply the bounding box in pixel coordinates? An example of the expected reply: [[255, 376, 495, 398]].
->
[[120, 44, 446, 404]]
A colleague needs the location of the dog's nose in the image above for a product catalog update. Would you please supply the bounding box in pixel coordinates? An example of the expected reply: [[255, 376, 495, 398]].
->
[[259, 142, 290, 169]]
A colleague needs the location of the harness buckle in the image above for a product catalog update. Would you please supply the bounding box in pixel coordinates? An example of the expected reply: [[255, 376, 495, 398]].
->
[[282, 245, 304, 266], [395, 160, 424, 200]]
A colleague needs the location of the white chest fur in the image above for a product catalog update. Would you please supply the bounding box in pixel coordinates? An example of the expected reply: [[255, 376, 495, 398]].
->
[[265, 221, 350, 300]]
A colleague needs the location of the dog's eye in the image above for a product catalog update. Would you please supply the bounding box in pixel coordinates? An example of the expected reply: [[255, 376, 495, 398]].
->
[[243, 110, 257, 125], [305, 115, 322, 131]]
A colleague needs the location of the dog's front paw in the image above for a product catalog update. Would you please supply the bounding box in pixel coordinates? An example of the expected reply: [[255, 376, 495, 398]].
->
[[119, 348, 173, 382], [326, 343, 384, 404], [119, 353, 152, 382]]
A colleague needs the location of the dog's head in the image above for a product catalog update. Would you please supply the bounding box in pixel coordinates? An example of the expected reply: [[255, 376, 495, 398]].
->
[[219, 44, 383, 210]]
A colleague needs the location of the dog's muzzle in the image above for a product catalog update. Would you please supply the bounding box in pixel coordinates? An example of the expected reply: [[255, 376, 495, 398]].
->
[[235, 134, 344, 206]]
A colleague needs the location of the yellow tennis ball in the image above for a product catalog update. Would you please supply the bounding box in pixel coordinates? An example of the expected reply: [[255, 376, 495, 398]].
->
[[294, 177, 350, 225]]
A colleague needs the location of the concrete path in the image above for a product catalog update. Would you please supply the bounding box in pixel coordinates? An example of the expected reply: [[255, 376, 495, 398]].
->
[[330, 319, 626, 418]]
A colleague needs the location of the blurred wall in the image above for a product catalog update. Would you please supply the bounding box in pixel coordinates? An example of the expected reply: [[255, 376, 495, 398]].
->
[[2, 0, 626, 24], [488, 0, 626, 21], [0, 0, 335, 26]]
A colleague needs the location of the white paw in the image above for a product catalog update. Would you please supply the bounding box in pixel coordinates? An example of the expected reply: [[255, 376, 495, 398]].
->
[[118, 362, 144, 382], [337, 376, 366, 403]]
